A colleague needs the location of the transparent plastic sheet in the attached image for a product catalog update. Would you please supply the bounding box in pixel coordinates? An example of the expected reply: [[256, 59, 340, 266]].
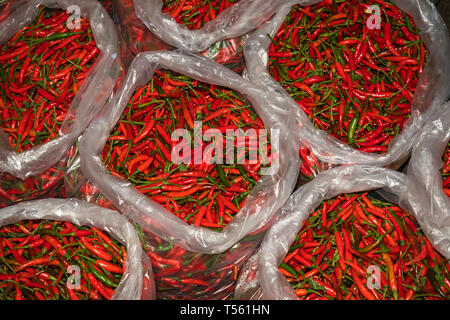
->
[[0, 198, 155, 300], [233, 249, 262, 300], [111, 0, 247, 74], [243, 0, 450, 187], [98, 0, 114, 17], [201, 35, 247, 74], [133, 0, 300, 53], [0, 0, 121, 204], [78, 50, 300, 298], [112, 0, 172, 56], [0, 148, 75, 209], [235, 165, 450, 300], [407, 100, 450, 251], [0, 1, 16, 23]]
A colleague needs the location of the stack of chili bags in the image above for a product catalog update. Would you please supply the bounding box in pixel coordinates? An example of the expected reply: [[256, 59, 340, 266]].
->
[[76, 50, 300, 299], [235, 165, 450, 300], [243, 0, 450, 187], [0, 198, 155, 300], [0, 0, 121, 207], [407, 100, 450, 252]]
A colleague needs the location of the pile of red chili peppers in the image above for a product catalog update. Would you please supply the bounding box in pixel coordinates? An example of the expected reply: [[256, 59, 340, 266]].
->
[[0, 6, 99, 152], [100, 69, 268, 229], [92, 69, 268, 299], [0, 219, 125, 300], [442, 143, 450, 197], [268, 0, 427, 181], [279, 193, 450, 300], [162, 0, 240, 30], [0, 7, 99, 206], [0, 0, 445, 303]]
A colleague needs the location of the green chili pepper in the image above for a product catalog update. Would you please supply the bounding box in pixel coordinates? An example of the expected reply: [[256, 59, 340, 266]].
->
[[426, 269, 447, 299], [356, 227, 393, 253], [35, 229, 63, 238], [237, 165, 251, 182], [280, 262, 298, 278], [216, 164, 230, 187], [347, 111, 360, 144], [87, 261, 118, 288], [272, 61, 291, 82]]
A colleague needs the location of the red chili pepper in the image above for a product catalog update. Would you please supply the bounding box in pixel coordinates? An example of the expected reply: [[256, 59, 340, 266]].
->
[[42, 235, 67, 257], [15, 257, 54, 272], [0, 45, 29, 61], [80, 237, 112, 262], [384, 23, 400, 56], [96, 259, 124, 274], [87, 273, 112, 300]]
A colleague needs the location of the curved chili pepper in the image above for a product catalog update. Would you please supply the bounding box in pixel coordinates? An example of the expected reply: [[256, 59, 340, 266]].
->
[[80, 237, 112, 262]]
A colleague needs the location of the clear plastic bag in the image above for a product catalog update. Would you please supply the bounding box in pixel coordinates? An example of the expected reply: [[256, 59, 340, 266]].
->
[[133, 0, 299, 53], [0, 198, 155, 300], [408, 100, 450, 251], [0, 1, 16, 23], [235, 165, 450, 299], [112, 0, 248, 74], [78, 50, 300, 298], [243, 0, 450, 186], [98, 0, 114, 17], [112, 0, 173, 56], [0, 0, 121, 187]]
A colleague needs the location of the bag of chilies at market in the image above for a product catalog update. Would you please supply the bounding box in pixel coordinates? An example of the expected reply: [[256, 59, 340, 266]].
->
[[0, 198, 155, 300], [131, 0, 311, 73], [112, 0, 265, 74], [235, 165, 450, 300], [133, 0, 298, 53], [0, 0, 121, 206], [110, 0, 172, 56], [243, 0, 450, 187], [77, 50, 300, 299], [408, 100, 450, 251]]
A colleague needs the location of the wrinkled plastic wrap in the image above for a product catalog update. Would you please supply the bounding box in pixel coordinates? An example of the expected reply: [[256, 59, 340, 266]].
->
[[99, 0, 114, 17], [112, 0, 172, 56], [202, 35, 247, 74], [78, 50, 300, 298], [133, 0, 298, 53], [112, 0, 249, 74], [0, 0, 121, 181], [234, 249, 262, 300], [235, 165, 450, 299], [0, 198, 155, 300], [243, 0, 450, 180], [408, 100, 450, 250], [0, 1, 15, 23]]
